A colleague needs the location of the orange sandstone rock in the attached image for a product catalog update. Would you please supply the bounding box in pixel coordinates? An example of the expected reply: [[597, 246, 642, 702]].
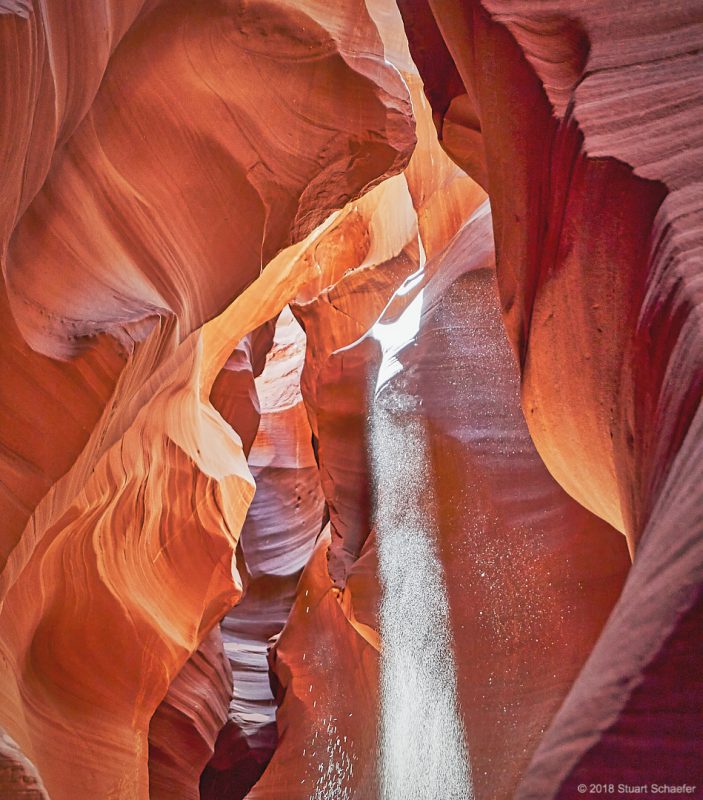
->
[[0, 3, 414, 797], [289, 0, 487, 587], [249, 202, 628, 797], [0, 727, 49, 800], [246, 527, 381, 800], [148, 627, 233, 800]]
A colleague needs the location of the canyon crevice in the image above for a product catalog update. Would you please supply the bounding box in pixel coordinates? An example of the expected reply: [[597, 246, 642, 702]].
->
[[0, 1, 700, 799]]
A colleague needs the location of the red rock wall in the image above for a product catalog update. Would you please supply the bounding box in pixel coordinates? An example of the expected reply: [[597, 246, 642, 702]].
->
[[389, 207, 629, 798], [246, 526, 382, 800], [147, 320, 277, 800], [0, 727, 49, 799], [248, 199, 629, 799], [216, 7, 633, 795], [1, 1, 698, 798], [397, 1, 703, 795], [210, 322, 278, 461], [148, 627, 233, 800]]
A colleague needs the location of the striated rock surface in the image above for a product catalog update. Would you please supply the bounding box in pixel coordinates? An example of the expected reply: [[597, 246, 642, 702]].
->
[[210, 322, 278, 460], [397, 1, 703, 795], [0, 3, 414, 798], [246, 527, 382, 800], [148, 627, 232, 800], [377, 205, 629, 797], [148, 320, 277, 799], [291, 0, 487, 588], [201, 309, 326, 800], [291, 174, 420, 587], [4, 1, 415, 362], [1, 1, 699, 798]]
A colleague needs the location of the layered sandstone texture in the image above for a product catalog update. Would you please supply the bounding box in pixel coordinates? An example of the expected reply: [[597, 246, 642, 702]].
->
[[251, 197, 629, 800], [0, 0, 700, 799], [227, 8, 631, 797], [201, 309, 326, 800], [0, 2, 414, 798], [397, 0, 703, 796]]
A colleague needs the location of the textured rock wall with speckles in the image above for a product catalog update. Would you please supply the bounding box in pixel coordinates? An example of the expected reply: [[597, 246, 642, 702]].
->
[[253, 201, 629, 799], [397, 1, 703, 795]]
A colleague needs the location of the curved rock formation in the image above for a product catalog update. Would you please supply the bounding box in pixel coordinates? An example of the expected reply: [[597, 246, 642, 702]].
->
[[1, 1, 699, 798], [292, 174, 420, 586], [377, 205, 629, 798], [290, 0, 486, 588], [148, 320, 277, 800], [246, 526, 382, 800], [148, 627, 233, 800], [264, 201, 628, 799], [202, 309, 326, 800], [210, 322, 278, 461], [397, 1, 703, 795], [0, 3, 414, 798], [0, 727, 49, 800]]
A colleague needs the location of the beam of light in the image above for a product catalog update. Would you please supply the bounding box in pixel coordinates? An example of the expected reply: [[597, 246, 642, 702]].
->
[[370, 240, 473, 800], [371, 238, 426, 396]]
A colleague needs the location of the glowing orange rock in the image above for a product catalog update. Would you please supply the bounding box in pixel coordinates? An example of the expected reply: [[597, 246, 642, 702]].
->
[[147, 321, 277, 800], [246, 203, 628, 798], [0, 3, 414, 798], [290, 0, 487, 587], [210, 322, 277, 460]]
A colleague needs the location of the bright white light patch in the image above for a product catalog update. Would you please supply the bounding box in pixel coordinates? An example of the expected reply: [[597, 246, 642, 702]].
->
[[371, 237, 426, 395], [370, 244, 473, 800]]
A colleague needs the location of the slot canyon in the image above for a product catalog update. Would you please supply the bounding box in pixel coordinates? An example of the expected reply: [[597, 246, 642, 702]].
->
[[0, 1, 701, 798]]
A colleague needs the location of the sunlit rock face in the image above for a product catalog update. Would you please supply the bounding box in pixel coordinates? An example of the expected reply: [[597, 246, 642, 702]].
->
[[290, 0, 485, 591], [210, 322, 278, 461], [148, 319, 277, 799], [397, 0, 703, 795], [377, 206, 629, 798], [247, 525, 382, 800], [0, 2, 413, 798]]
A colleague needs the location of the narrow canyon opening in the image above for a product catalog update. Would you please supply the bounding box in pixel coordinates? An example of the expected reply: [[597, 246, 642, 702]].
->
[[0, 1, 701, 800]]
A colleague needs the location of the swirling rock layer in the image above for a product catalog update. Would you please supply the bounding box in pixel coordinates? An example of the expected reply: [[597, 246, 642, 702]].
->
[[0, 3, 414, 798], [148, 627, 233, 800], [1, 1, 700, 798], [247, 527, 381, 800], [265, 202, 628, 799], [0, 727, 49, 800]]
